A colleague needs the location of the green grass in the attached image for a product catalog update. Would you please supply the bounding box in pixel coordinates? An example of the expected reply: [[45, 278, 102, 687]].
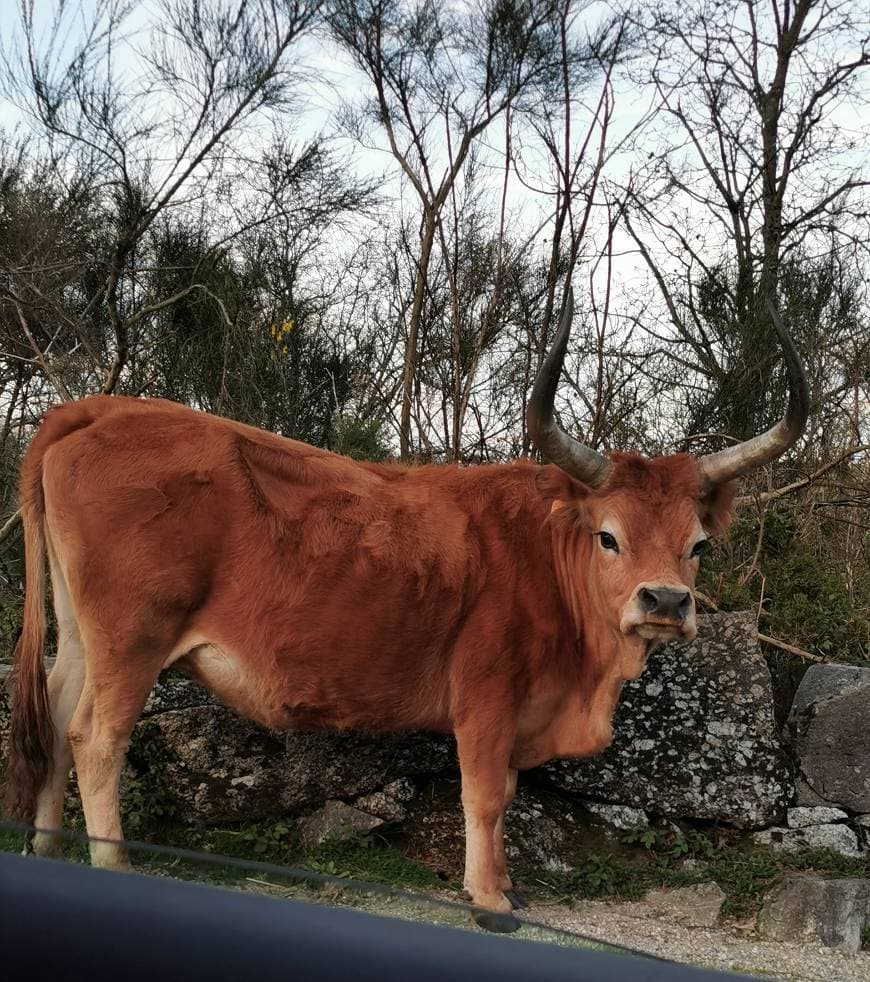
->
[[0, 826, 24, 855], [304, 837, 445, 891], [0, 816, 443, 896]]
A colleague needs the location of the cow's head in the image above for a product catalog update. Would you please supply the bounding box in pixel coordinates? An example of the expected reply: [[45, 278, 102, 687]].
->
[[528, 290, 809, 645]]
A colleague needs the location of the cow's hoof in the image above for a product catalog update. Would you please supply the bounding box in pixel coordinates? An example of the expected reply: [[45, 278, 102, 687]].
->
[[471, 909, 522, 933], [29, 830, 67, 860], [89, 842, 132, 872], [504, 889, 528, 910]]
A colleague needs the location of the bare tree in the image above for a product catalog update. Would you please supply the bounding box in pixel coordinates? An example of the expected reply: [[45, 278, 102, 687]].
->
[[610, 0, 870, 663], [0, 0, 323, 400], [327, 0, 566, 459], [623, 0, 870, 444], [506, 2, 634, 454]]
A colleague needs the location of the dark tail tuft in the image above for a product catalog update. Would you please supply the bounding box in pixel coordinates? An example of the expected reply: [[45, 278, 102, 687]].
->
[[4, 451, 51, 822]]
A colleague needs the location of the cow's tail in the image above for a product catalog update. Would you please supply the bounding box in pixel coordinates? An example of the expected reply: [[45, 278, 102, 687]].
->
[[5, 434, 52, 822]]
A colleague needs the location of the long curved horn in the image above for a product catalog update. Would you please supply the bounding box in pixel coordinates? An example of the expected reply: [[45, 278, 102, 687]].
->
[[698, 300, 810, 488], [527, 287, 612, 488]]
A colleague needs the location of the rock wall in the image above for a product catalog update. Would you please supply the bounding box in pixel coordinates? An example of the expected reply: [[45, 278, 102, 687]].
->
[[138, 695, 455, 822], [741, 664, 870, 860], [540, 612, 792, 827], [5, 622, 870, 954]]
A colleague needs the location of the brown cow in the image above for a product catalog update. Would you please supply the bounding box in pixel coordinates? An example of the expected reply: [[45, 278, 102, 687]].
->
[[5, 291, 807, 930]]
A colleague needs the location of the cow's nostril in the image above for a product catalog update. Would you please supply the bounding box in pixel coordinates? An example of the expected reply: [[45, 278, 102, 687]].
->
[[638, 588, 658, 613], [677, 592, 692, 617]]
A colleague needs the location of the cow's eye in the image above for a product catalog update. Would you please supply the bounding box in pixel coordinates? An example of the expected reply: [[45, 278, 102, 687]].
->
[[691, 539, 709, 559], [598, 531, 619, 553]]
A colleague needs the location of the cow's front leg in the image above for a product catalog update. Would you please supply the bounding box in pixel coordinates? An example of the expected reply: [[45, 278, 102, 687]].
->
[[493, 767, 517, 892], [493, 767, 527, 909], [455, 726, 520, 932]]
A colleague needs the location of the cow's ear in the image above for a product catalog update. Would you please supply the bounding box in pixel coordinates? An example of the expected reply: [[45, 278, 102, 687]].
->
[[698, 479, 738, 536], [535, 465, 590, 505]]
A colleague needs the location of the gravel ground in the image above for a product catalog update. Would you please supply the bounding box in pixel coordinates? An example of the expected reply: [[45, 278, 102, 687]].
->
[[241, 875, 870, 979], [520, 898, 870, 981], [257, 879, 870, 979]]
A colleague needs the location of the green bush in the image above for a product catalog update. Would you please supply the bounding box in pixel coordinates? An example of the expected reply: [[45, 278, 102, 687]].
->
[[700, 506, 869, 662]]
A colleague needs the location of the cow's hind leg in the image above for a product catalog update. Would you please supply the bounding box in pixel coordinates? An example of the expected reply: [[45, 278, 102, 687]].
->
[[68, 646, 161, 871], [29, 559, 86, 859], [456, 725, 520, 933]]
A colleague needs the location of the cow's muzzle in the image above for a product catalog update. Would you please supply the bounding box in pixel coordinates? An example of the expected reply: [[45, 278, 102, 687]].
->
[[621, 583, 697, 641]]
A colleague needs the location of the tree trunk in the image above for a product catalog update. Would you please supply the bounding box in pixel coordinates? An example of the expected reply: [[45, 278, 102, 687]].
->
[[400, 211, 436, 461]]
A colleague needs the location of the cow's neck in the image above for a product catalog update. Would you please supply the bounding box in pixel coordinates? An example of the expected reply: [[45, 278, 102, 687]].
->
[[512, 621, 651, 769], [581, 616, 650, 682]]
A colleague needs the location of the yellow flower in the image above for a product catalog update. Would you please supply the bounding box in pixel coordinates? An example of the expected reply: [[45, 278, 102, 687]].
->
[[268, 319, 294, 359]]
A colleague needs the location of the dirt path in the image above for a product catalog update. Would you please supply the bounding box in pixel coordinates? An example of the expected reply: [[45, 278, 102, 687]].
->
[[520, 898, 870, 981]]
